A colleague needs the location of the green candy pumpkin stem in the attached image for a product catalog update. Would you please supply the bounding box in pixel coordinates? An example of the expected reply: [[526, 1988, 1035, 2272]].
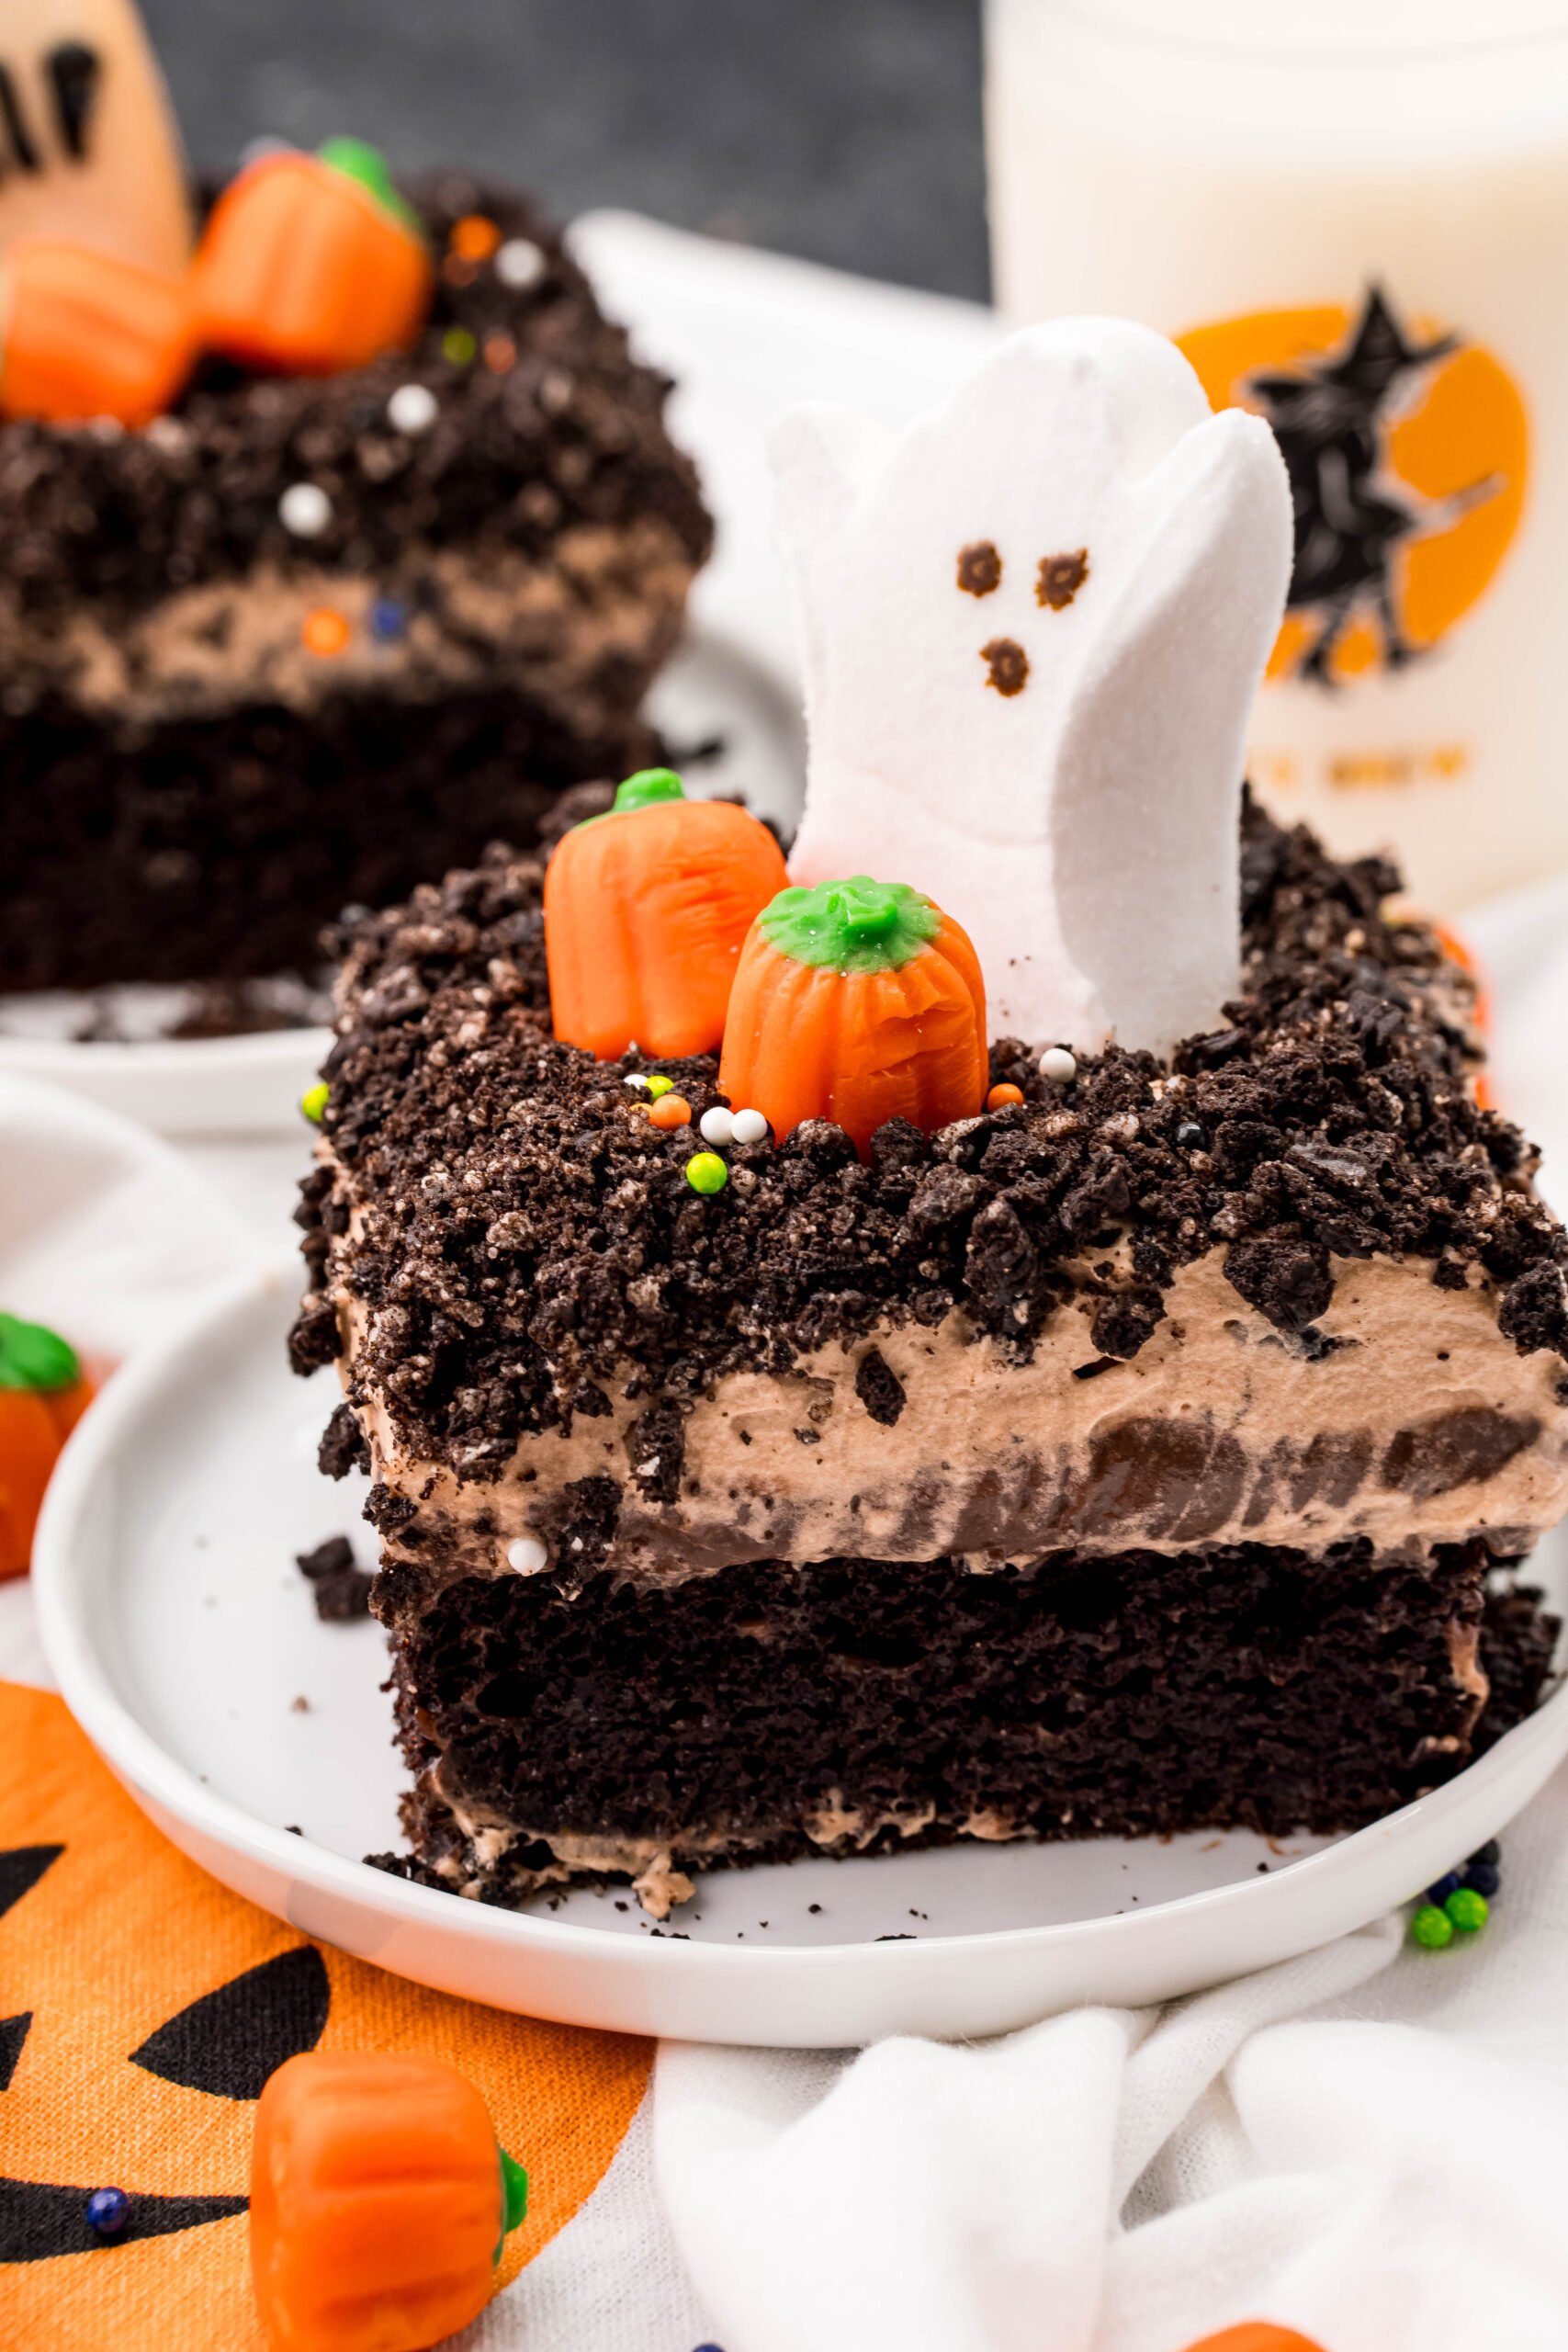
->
[[500, 2147, 529, 2233], [492, 2145, 529, 2263], [759, 875, 942, 976], [576, 766, 688, 831], [317, 137, 422, 235], [0, 1311, 81, 1395]]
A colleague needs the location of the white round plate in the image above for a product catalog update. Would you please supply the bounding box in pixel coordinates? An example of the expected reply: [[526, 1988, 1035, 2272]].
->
[[0, 627, 803, 1139], [34, 1262, 1568, 2048]]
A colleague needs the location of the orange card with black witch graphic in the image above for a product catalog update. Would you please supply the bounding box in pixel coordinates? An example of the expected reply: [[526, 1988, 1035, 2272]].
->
[[0, 1681, 651, 2351]]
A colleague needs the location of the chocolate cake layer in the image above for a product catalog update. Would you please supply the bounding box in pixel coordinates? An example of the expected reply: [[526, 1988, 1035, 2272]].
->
[[375, 1538, 1552, 1916], [0, 172, 710, 993], [0, 689, 653, 994]]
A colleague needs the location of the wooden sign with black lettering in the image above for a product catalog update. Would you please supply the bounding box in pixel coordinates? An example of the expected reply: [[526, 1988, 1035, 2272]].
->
[[0, 0, 189, 272]]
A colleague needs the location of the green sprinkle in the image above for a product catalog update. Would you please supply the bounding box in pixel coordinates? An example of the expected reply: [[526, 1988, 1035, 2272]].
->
[[1445, 1885, 1489, 1933], [644, 1074, 674, 1099], [1410, 1904, 1454, 1950], [443, 326, 478, 366], [317, 136, 422, 233], [300, 1081, 330, 1125], [760, 876, 942, 976], [0, 1311, 80, 1395], [685, 1151, 728, 1195]]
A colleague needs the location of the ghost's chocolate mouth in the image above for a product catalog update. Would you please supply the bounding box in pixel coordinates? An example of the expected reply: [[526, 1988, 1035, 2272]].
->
[[981, 634, 1029, 695]]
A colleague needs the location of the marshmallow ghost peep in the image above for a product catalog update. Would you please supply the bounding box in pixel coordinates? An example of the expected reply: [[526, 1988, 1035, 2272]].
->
[[773, 320, 1293, 1057], [0, 0, 190, 274]]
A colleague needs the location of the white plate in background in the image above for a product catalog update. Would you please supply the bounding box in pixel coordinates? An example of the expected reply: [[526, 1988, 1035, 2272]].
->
[[34, 1262, 1568, 2049]]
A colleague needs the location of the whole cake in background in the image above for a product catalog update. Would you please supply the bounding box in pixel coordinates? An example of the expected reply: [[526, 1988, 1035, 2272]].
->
[[294, 321, 1566, 1920], [0, 0, 710, 1006]]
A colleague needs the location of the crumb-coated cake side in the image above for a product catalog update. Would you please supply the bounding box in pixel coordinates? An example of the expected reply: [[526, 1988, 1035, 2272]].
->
[[0, 172, 711, 994], [294, 793, 1566, 1913]]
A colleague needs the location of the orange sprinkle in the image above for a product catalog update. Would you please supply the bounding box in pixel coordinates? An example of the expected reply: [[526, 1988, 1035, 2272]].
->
[[442, 252, 478, 288], [484, 334, 517, 373], [302, 606, 352, 657], [451, 212, 502, 261], [987, 1082, 1025, 1110], [647, 1093, 692, 1130]]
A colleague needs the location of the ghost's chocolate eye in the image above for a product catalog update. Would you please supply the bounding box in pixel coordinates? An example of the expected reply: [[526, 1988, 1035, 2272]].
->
[[956, 540, 1002, 597], [1036, 548, 1089, 611], [980, 637, 1029, 697]]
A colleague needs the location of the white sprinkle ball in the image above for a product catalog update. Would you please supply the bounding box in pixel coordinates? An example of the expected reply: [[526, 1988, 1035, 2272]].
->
[[1039, 1046, 1077, 1084], [730, 1107, 769, 1145], [495, 236, 546, 290], [622, 1072, 649, 1091], [278, 481, 332, 538], [506, 1537, 547, 1574], [387, 382, 438, 435], [699, 1105, 735, 1147]]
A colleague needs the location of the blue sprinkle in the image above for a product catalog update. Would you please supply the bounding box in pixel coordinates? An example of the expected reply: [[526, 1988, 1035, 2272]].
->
[[1464, 1862, 1500, 1898], [86, 2186, 130, 2239], [369, 597, 409, 643], [1425, 1871, 1462, 1905]]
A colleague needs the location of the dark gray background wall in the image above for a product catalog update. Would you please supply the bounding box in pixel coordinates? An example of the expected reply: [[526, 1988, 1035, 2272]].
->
[[140, 0, 990, 300]]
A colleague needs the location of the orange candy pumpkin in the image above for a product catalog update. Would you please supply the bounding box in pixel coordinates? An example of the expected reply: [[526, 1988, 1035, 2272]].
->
[[718, 874, 988, 1156], [0, 1311, 94, 1578], [250, 2049, 529, 2352], [0, 240, 193, 424], [545, 767, 790, 1059], [193, 139, 433, 376]]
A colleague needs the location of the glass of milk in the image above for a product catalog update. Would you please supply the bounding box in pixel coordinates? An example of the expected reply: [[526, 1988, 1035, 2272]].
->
[[985, 0, 1568, 912]]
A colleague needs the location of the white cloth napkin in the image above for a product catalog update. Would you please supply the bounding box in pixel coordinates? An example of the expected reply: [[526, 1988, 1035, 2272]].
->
[[654, 1759, 1568, 2349], [6, 864, 1568, 2352]]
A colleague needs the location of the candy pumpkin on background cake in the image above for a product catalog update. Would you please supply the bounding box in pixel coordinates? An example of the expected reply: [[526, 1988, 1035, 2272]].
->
[[0, 239, 193, 424], [192, 138, 434, 377]]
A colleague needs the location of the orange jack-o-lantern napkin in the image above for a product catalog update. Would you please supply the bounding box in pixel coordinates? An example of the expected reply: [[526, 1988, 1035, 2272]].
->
[[0, 1680, 651, 2352]]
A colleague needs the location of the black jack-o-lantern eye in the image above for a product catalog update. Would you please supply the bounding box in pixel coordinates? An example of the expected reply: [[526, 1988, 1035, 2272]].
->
[[0, 1842, 331, 2263]]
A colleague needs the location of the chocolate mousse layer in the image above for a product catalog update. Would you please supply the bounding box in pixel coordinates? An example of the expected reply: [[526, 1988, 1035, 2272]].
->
[[0, 174, 709, 996], [298, 795, 1568, 1909]]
